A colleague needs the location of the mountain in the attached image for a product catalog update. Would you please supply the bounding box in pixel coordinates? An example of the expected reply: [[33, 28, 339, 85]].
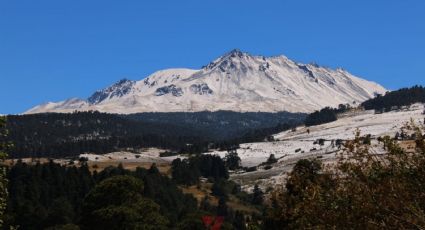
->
[[25, 49, 387, 114]]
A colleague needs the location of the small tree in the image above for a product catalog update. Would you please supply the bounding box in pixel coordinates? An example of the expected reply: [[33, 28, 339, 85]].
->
[[216, 197, 228, 217], [251, 184, 264, 205], [225, 149, 241, 170], [266, 154, 278, 165], [211, 179, 227, 199]]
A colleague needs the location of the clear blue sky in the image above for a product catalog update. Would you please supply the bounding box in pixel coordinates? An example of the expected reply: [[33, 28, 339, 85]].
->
[[1, 0, 424, 114]]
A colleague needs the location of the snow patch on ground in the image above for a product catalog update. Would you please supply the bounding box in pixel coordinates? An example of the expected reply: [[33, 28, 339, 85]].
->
[[206, 104, 425, 191], [79, 148, 177, 164]]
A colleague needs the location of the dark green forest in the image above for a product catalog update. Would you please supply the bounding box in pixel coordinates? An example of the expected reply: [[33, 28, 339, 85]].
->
[[2, 86, 425, 229], [4, 118, 425, 229], [361, 85, 425, 111], [304, 104, 350, 127], [304, 85, 425, 127], [4, 111, 304, 158], [4, 157, 261, 230]]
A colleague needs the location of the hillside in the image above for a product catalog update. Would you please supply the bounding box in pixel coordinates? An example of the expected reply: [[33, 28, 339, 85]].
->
[[205, 103, 425, 190], [4, 111, 304, 158]]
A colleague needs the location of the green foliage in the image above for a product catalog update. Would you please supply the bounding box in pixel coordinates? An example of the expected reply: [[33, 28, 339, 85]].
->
[[177, 213, 207, 230], [171, 158, 200, 185], [216, 197, 228, 217], [5, 111, 304, 158], [305, 104, 351, 127], [212, 179, 228, 199], [362, 85, 425, 111], [251, 185, 264, 205], [5, 161, 198, 229], [91, 164, 199, 224], [81, 175, 168, 230], [137, 165, 198, 224], [5, 111, 207, 158], [305, 107, 338, 126], [171, 154, 229, 185], [233, 211, 247, 230], [265, 124, 425, 229], [0, 116, 8, 228], [225, 149, 241, 170], [6, 160, 94, 229]]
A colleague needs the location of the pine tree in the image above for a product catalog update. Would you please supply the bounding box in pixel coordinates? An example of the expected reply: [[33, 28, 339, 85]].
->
[[225, 148, 241, 170], [252, 184, 264, 205], [266, 154, 278, 164], [81, 175, 168, 230], [0, 117, 9, 228], [216, 197, 228, 217]]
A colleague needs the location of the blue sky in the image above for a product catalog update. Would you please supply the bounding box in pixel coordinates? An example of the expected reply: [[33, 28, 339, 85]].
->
[[1, 0, 424, 114]]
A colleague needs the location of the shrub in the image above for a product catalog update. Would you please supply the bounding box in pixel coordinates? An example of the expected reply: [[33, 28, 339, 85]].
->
[[265, 123, 425, 229]]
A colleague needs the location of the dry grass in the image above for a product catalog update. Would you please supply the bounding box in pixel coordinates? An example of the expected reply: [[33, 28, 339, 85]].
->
[[180, 182, 259, 214], [5, 158, 172, 175], [398, 140, 417, 153]]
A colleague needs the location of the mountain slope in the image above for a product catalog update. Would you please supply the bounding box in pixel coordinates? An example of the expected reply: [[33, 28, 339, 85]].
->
[[25, 49, 387, 114]]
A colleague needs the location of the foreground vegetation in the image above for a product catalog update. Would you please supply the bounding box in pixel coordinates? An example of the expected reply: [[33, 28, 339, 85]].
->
[[2, 86, 425, 229], [3, 154, 262, 229], [1, 118, 425, 229], [264, 123, 425, 229]]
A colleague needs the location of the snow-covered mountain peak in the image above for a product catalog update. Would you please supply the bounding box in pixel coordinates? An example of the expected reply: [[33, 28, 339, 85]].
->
[[204, 49, 260, 70], [25, 50, 388, 114], [226, 48, 246, 57], [87, 78, 136, 104]]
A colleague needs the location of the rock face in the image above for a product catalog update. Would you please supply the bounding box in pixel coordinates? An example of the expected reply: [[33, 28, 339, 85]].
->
[[87, 79, 136, 104], [155, 85, 183, 97], [25, 49, 387, 114], [189, 83, 213, 95]]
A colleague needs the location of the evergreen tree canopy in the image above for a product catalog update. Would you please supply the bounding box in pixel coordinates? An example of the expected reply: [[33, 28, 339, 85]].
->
[[225, 150, 241, 170], [81, 175, 168, 230], [0, 117, 8, 228], [362, 85, 425, 111]]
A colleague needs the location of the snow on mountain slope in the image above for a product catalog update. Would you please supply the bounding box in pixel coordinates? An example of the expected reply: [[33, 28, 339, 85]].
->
[[25, 49, 387, 114], [203, 104, 425, 190], [208, 104, 425, 166]]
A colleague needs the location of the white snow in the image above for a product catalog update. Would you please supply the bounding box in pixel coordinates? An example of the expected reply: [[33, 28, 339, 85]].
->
[[24, 50, 386, 114], [200, 104, 425, 190], [204, 104, 425, 169], [79, 148, 177, 164]]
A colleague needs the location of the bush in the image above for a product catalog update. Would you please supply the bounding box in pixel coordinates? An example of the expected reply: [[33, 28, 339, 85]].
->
[[244, 166, 257, 172], [266, 154, 278, 164], [265, 124, 425, 229], [159, 151, 178, 157]]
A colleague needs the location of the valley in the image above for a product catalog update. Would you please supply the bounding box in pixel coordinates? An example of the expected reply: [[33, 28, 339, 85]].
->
[[2, 2, 423, 228], [11, 103, 424, 194]]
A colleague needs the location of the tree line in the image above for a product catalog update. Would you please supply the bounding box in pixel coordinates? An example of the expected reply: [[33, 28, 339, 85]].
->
[[304, 104, 350, 127], [3, 156, 264, 229], [3, 111, 303, 159], [361, 85, 425, 111]]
